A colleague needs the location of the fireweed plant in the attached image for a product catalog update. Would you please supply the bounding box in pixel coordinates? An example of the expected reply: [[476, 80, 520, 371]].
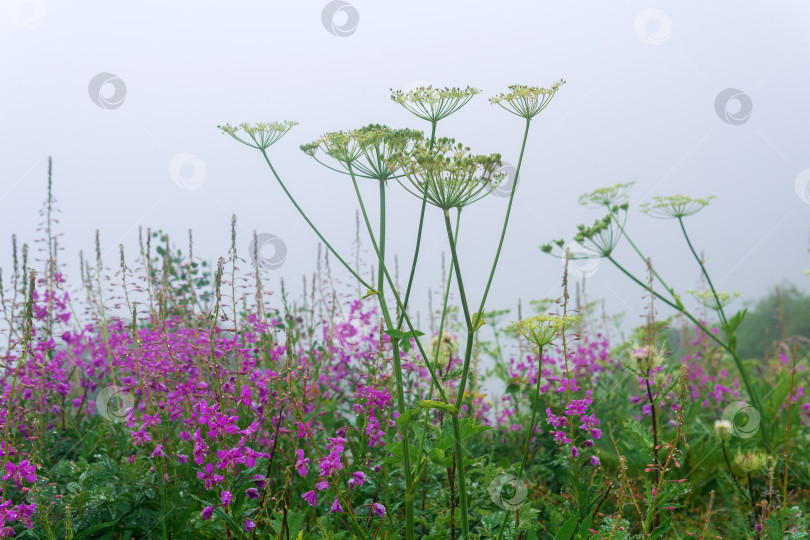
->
[[1, 87, 808, 539]]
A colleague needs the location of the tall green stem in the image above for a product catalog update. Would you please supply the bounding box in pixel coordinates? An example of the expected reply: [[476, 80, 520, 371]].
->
[[677, 217, 728, 326], [377, 180, 416, 540], [443, 211, 474, 539], [496, 344, 544, 540], [397, 120, 437, 329]]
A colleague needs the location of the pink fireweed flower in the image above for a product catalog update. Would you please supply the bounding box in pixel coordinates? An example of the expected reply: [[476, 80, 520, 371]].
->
[[197, 463, 225, 490], [193, 428, 209, 465], [315, 478, 330, 491], [216, 446, 246, 469], [318, 450, 343, 477], [326, 436, 346, 453], [579, 414, 603, 439], [295, 449, 310, 477], [546, 408, 567, 428], [245, 488, 259, 499], [244, 519, 256, 532], [590, 455, 601, 466], [371, 503, 386, 517], [348, 471, 366, 490], [207, 413, 240, 439], [131, 427, 151, 447], [150, 444, 165, 458], [3, 460, 36, 488], [141, 413, 161, 428], [302, 490, 318, 507], [297, 421, 313, 439], [330, 498, 344, 513], [556, 377, 581, 394], [252, 475, 267, 489], [238, 385, 252, 407], [552, 431, 572, 445], [221, 490, 232, 506], [201, 506, 214, 520]]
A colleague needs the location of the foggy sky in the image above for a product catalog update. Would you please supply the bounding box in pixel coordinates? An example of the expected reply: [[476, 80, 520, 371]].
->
[[2, 1, 809, 335]]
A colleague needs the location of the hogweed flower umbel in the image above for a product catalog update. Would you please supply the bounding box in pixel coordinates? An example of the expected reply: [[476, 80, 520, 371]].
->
[[301, 124, 424, 180], [390, 85, 481, 123], [640, 194, 715, 219], [512, 313, 582, 348], [489, 80, 566, 119], [688, 288, 740, 310], [578, 182, 636, 208], [218, 121, 297, 151], [388, 138, 504, 210]]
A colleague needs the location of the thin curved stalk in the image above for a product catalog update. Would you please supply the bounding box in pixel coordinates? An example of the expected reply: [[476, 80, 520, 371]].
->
[[608, 210, 676, 300], [605, 255, 770, 450], [677, 217, 728, 326], [470, 117, 531, 332], [259, 151, 374, 291]]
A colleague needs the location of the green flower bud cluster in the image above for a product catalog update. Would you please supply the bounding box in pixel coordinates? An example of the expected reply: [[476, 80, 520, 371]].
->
[[387, 139, 505, 210], [301, 125, 424, 181]]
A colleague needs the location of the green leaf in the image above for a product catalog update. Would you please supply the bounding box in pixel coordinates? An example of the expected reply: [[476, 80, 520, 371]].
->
[[213, 507, 240, 533], [73, 521, 119, 539], [421, 400, 459, 416], [554, 516, 579, 539], [472, 312, 486, 333], [396, 407, 420, 431]]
